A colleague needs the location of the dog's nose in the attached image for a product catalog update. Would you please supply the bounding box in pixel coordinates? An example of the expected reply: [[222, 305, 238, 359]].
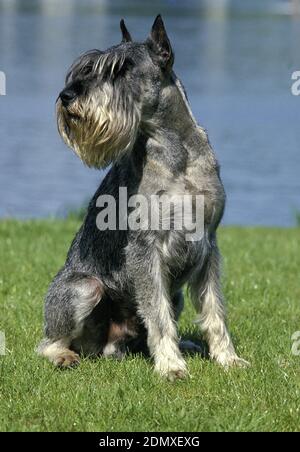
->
[[59, 89, 76, 107]]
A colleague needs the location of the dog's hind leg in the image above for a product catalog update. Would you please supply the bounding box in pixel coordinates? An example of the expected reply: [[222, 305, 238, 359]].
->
[[189, 242, 249, 368], [37, 273, 103, 367]]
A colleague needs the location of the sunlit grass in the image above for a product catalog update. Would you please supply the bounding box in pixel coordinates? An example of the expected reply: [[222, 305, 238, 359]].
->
[[0, 220, 299, 432]]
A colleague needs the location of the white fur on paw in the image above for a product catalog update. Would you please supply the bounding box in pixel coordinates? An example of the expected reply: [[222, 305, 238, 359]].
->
[[214, 351, 250, 369]]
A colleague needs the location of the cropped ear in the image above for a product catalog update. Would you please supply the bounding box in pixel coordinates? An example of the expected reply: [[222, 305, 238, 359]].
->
[[147, 15, 174, 70], [120, 19, 132, 43]]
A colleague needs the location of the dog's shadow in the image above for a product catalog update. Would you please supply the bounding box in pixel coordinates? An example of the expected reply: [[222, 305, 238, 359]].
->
[[179, 332, 209, 359], [124, 331, 209, 361]]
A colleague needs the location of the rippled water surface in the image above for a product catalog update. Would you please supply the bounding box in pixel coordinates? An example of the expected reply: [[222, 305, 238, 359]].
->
[[0, 0, 299, 225]]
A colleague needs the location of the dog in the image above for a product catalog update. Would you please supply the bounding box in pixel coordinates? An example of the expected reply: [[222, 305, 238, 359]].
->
[[37, 15, 249, 380]]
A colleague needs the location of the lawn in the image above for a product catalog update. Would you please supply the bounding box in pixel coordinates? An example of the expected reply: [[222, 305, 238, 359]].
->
[[0, 220, 299, 432]]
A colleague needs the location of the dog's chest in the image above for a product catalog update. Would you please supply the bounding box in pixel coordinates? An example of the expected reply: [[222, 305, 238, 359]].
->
[[153, 165, 225, 284], [142, 152, 226, 229], [160, 229, 206, 289], [137, 152, 225, 284]]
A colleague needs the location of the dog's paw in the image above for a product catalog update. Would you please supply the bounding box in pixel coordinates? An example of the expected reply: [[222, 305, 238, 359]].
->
[[165, 368, 188, 382], [214, 351, 250, 369], [53, 351, 80, 368], [228, 356, 250, 369], [155, 357, 188, 381]]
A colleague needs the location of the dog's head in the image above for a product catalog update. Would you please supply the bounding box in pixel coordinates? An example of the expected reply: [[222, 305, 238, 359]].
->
[[56, 15, 174, 168]]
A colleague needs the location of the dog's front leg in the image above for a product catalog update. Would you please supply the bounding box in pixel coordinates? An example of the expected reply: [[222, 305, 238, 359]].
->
[[133, 254, 187, 381], [190, 242, 249, 368]]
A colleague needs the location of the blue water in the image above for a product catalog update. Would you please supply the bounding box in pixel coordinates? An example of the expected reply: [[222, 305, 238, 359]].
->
[[0, 0, 299, 225]]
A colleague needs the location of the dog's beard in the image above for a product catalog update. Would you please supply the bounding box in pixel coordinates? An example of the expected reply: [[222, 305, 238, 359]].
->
[[56, 83, 140, 168]]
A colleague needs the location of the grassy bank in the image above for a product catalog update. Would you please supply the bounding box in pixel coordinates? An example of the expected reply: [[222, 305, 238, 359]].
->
[[0, 220, 299, 432]]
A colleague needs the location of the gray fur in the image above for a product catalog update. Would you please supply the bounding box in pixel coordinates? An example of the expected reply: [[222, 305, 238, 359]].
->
[[38, 16, 249, 377]]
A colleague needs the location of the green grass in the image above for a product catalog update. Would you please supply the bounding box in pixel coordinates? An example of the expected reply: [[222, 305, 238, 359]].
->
[[0, 220, 299, 432]]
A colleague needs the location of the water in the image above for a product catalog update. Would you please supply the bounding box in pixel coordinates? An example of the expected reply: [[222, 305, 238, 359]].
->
[[0, 0, 299, 225]]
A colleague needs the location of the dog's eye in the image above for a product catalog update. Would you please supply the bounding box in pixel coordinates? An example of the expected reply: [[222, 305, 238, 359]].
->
[[80, 64, 94, 77]]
